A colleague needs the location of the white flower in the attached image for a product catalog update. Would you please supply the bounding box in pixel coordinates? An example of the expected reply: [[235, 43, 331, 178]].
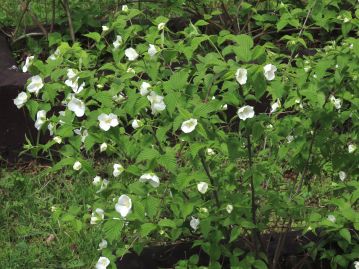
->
[[148, 44, 158, 57], [47, 122, 54, 136], [27, 75, 44, 96], [22, 56, 34, 72], [100, 142, 107, 152], [68, 97, 86, 117], [197, 182, 208, 194], [98, 239, 108, 250], [67, 69, 77, 79], [74, 128, 88, 143], [48, 49, 60, 61], [97, 179, 109, 193], [330, 95, 342, 109], [286, 135, 294, 143], [237, 105, 255, 121], [127, 67, 135, 74], [235, 68, 247, 85], [51, 206, 57, 212], [115, 195, 132, 217], [91, 208, 105, 225], [125, 48, 139, 61], [122, 5, 128, 12], [98, 113, 119, 131], [206, 148, 215, 156], [113, 35, 122, 49], [304, 66, 311, 72], [181, 118, 198, 133], [327, 215, 336, 223], [113, 163, 124, 177], [354, 261, 359, 269], [158, 22, 166, 30], [132, 119, 142, 129], [140, 82, 151, 96], [270, 99, 281, 113], [73, 161, 82, 171], [190, 217, 200, 231], [96, 257, 110, 269], [147, 91, 166, 114], [93, 176, 102, 186], [14, 92, 28, 109], [102, 25, 109, 31], [139, 173, 160, 188], [34, 110, 47, 130], [112, 93, 126, 103], [263, 64, 277, 81], [348, 144, 356, 153], [226, 204, 233, 214], [339, 171, 346, 181], [65, 69, 85, 94], [221, 104, 228, 110], [53, 136, 62, 144]]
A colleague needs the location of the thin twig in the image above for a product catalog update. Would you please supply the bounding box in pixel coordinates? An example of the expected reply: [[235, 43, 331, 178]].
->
[[199, 153, 220, 208], [60, 0, 75, 42]]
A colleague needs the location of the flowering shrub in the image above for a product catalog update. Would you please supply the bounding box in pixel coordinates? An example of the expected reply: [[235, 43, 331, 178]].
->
[[16, 5, 358, 269]]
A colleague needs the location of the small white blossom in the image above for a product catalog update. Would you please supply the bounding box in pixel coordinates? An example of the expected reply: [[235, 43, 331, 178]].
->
[[348, 144, 356, 153], [226, 204, 234, 214], [148, 44, 158, 57], [132, 119, 142, 129], [286, 135, 294, 143], [100, 142, 107, 152], [263, 64, 277, 81], [147, 91, 166, 114], [139, 173, 160, 188], [98, 239, 108, 250], [181, 118, 198, 133], [197, 182, 208, 194], [235, 68, 247, 85], [190, 217, 200, 231], [329, 95, 342, 109], [127, 67, 135, 74], [354, 261, 359, 269], [125, 47, 139, 61], [102, 25, 109, 31], [68, 97, 86, 117], [53, 136, 62, 144], [237, 105, 255, 121], [206, 148, 215, 156], [339, 171, 346, 181], [27, 75, 44, 96], [73, 161, 82, 171], [221, 104, 228, 110], [13, 92, 28, 109], [113, 35, 122, 49], [113, 163, 124, 177], [115, 195, 132, 217], [112, 93, 126, 103], [122, 5, 129, 12], [270, 99, 281, 113], [140, 82, 151, 96], [327, 215, 336, 223], [22, 56, 34, 72], [158, 22, 166, 30], [91, 208, 105, 225], [93, 176, 102, 186], [96, 256, 110, 269], [74, 128, 88, 143], [98, 113, 119, 131], [34, 110, 47, 130]]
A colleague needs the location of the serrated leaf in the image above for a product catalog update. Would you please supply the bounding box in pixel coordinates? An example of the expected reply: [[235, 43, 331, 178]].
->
[[136, 148, 160, 163], [140, 223, 157, 237], [339, 228, 351, 243], [158, 218, 177, 228], [83, 32, 101, 42], [103, 219, 124, 243], [158, 150, 177, 173], [93, 91, 113, 107]]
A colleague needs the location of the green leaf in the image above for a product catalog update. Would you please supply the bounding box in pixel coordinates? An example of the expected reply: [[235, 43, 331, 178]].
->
[[103, 219, 124, 243], [253, 259, 268, 269], [83, 32, 101, 43], [163, 70, 189, 91], [136, 148, 160, 163], [158, 218, 177, 228], [229, 226, 241, 243], [140, 223, 157, 237], [339, 228, 351, 243], [158, 149, 177, 173]]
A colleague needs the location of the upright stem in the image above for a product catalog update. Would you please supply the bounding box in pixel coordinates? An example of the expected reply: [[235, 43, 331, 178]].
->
[[199, 153, 220, 208], [61, 0, 75, 42], [246, 133, 262, 257]]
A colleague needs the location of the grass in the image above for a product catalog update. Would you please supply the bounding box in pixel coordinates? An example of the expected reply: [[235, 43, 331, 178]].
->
[[0, 163, 101, 268]]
